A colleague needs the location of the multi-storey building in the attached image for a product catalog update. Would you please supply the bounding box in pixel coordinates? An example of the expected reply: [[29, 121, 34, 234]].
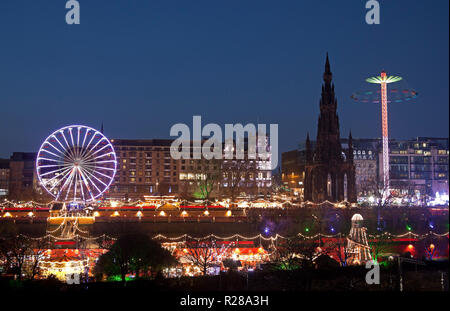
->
[[220, 136, 273, 199], [341, 138, 379, 197], [388, 137, 449, 197], [109, 139, 178, 199], [0, 159, 10, 197], [8, 152, 37, 201], [281, 149, 306, 197], [109, 138, 272, 200]]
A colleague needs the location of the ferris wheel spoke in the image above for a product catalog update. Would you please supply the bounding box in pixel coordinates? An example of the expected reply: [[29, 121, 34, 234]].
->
[[37, 159, 69, 166], [61, 130, 77, 161], [73, 169, 79, 202], [52, 134, 66, 151], [69, 128, 78, 159], [91, 151, 115, 160], [99, 167, 116, 173], [48, 167, 74, 191], [77, 127, 81, 150], [89, 143, 110, 157], [83, 137, 107, 159], [40, 149, 62, 158], [83, 166, 115, 179], [37, 157, 64, 163], [58, 171, 75, 202], [61, 130, 72, 150], [55, 168, 76, 201], [77, 168, 95, 202], [92, 169, 114, 180], [52, 134, 75, 162], [80, 128, 90, 153], [81, 151, 97, 164], [93, 160, 116, 165], [37, 164, 72, 169], [90, 136, 107, 151], [81, 132, 99, 158], [63, 169, 76, 201], [69, 128, 75, 150], [78, 167, 102, 196], [79, 177, 86, 202], [91, 166, 116, 172], [39, 166, 72, 179], [81, 167, 108, 188], [40, 168, 73, 189], [44, 141, 65, 155]]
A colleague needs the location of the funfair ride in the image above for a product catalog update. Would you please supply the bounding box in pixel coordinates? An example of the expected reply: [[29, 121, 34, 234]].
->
[[36, 125, 117, 205], [351, 71, 417, 200]]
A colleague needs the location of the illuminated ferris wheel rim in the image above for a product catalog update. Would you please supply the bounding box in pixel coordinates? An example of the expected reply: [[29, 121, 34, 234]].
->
[[36, 125, 117, 203]]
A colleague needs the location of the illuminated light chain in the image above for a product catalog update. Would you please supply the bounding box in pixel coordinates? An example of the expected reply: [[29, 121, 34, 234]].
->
[[368, 231, 449, 240], [0, 199, 76, 208], [46, 219, 67, 233], [45, 218, 91, 235], [297, 232, 341, 239], [18, 233, 117, 242], [16, 229, 449, 245], [153, 233, 288, 242], [72, 221, 90, 234], [2, 196, 448, 210], [152, 231, 448, 242], [0, 198, 358, 209]]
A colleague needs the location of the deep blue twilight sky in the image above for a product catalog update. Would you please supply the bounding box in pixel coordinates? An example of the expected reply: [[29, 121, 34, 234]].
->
[[0, 0, 448, 159]]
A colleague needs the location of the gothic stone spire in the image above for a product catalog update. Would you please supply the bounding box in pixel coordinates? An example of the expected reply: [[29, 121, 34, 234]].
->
[[315, 53, 342, 162]]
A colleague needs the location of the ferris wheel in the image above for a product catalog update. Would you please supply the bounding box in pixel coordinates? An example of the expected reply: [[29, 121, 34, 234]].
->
[[36, 125, 117, 203]]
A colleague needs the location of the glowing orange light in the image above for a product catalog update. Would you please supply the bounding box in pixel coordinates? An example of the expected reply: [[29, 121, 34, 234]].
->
[[407, 244, 414, 250], [429, 244, 435, 250]]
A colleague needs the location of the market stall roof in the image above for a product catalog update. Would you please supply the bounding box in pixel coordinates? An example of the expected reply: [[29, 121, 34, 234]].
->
[[157, 202, 179, 211]]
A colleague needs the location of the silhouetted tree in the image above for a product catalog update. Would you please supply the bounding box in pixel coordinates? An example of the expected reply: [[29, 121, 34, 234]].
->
[[368, 232, 392, 262], [222, 159, 256, 202], [94, 233, 177, 282], [0, 235, 33, 281], [182, 239, 233, 275]]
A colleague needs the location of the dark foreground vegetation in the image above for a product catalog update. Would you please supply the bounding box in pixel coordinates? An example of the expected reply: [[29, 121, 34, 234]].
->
[[1, 260, 447, 294]]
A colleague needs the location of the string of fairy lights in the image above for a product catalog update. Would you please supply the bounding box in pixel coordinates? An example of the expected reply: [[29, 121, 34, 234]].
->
[[0, 198, 368, 209], [3, 198, 448, 248], [17, 230, 448, 244]]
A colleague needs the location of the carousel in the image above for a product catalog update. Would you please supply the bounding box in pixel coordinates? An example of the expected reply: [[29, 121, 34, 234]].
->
[[39, 254, 89, 281]]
